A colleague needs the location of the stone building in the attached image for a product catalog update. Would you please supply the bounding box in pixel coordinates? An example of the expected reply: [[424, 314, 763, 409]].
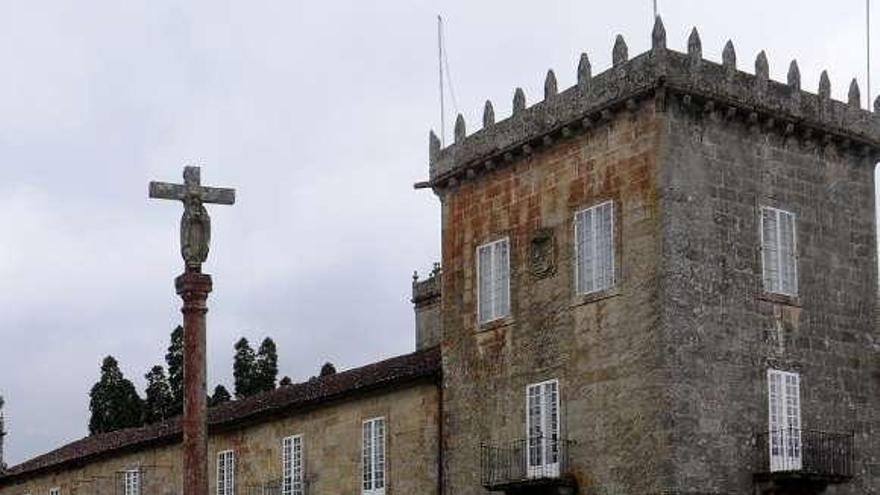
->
[[2, 18, 880, 495]]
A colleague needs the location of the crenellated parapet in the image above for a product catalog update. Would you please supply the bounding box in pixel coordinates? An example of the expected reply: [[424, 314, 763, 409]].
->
[[421, 17, 880, 191]]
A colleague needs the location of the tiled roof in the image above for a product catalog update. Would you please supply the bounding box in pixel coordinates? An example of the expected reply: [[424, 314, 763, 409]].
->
[[0, 347, 440, 484]]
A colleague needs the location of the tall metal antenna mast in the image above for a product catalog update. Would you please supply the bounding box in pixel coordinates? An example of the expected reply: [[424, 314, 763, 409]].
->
[[438, 15, 446, 147], [653, 0, 658, 18]]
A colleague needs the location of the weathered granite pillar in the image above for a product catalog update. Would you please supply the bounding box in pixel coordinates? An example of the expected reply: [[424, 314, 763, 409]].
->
[[176, 271, 212, 495]]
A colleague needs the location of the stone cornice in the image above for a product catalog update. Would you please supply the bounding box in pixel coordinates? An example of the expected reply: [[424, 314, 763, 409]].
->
[[421, 19, 880, 192]]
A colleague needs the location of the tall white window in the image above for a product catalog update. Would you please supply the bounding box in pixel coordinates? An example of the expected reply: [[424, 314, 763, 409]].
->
[[575, 201, 615, 294], [123, 470, 140, 495], [362, 417, 386, 495], [282, 435, 304, 495], [767, 369, 802, 472], [477, 238, 510, 323], [49, 489, 60, 495], [526, 380, 560, 478], [217, 450, 235, 495], [761, 207, 798, 296]]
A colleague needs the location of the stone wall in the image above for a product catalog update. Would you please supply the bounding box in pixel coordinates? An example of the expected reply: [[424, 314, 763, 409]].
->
[[413, 272, 442, 351], [439, 101, 668, 494], [0, 382, 439, 495], [659, 96, 880, 494]]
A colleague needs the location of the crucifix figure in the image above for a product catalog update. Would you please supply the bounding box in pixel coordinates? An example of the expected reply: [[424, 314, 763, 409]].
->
[[149, 166, 235, 495], [149, 166, 235, 271]]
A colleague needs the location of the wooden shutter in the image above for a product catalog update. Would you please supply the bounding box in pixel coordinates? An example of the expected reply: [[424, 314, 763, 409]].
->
[[478, 244, 493, 323], [575, 209, 594, 293], [762, 207, 780, 293], [778, 211, 797, 296], [493, 240, 510, 318], [477, 239, 510, 323], [596, 202, 614, 290], [576, 201, 614, 294], [762, 207, 798, 296]]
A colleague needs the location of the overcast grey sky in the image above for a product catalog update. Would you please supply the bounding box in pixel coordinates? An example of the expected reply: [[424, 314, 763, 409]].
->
[[0, 0, 877, 465]]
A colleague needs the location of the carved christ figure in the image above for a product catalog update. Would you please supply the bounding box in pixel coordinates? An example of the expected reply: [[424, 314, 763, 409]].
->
[[181, 195, 211, 269], [149, 166, 236, 272]]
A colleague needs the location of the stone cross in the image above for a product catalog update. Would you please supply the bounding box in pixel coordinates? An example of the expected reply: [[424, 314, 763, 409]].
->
[[149, 166, 235, 495], [149, 166, 235, 271]]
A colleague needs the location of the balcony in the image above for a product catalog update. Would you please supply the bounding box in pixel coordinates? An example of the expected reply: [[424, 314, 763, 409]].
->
[[754, 428, 854, 488], [480, 437, 576, 494]]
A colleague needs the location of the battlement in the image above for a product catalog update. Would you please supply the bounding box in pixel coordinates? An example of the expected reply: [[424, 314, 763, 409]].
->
[[421, 17, 880, 190]]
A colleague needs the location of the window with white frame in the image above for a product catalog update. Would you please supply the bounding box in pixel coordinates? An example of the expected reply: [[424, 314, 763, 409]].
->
[[767, 369, 802, 472], [575, 201, 615, 294], [477, 238, 510, 323], [362, 417, 386, 495], [761, 207, 798, 296], [48, 489, 59, 495], [217, 450, 235, 495], [123, 470, 140, 495], [526, 380, 560, 478], [282, 435, 304, 495]]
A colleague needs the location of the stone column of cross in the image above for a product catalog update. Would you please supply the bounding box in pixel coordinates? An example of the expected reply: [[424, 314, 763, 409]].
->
[[149, 167, 235, 495]]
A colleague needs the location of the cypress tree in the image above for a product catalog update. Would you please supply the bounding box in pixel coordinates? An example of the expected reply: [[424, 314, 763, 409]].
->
[[88, 356, 144, 434], [233, 338, 257, 399], [209, 385, 232, 407], [320, 362, 337, 376], [143, 365, 172, 424], [254, 338, 278, 393], [165, 325, 184, 415]]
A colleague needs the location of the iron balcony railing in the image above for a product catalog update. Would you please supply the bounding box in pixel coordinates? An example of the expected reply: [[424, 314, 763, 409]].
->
[[755, 428, 855, 481], [480, 436, 574, 490]]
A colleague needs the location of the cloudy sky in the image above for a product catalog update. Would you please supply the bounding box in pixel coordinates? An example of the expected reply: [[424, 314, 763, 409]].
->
[[0, 0, 877, 465]]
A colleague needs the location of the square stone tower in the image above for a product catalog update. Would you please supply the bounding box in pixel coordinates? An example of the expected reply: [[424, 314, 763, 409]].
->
[[421, 18, 880, 495]]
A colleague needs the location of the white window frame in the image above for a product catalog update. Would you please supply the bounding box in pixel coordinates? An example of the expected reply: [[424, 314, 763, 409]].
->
[[574, 201, 615, 295], [760, 206, 798, 296], [362, 417, 386, 495], [217, 450, 235, 495], [526, 379, 561, 479], [767, 369, 802, 472], [49, 489, 60, 495], [282, 435, 304, 495], [476, 237, 511, 324], [123, 469, 140, 495]]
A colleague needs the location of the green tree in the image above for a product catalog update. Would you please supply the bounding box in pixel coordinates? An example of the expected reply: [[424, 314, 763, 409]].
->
[[143, 366, 173, 424], [254, 338, 278, 393], [233, 338, 257, 399], [320, 362, 337, 377], [88, 356, 144, 434], [279, 376, 293, 387], [165, 325, 184, 415], [209, 385, 232, 407]]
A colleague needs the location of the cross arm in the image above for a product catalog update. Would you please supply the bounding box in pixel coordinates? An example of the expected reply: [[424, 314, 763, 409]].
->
[[149, 182, 236, 205], [149, 181, 187, 201], [199, 186, 236, 205]]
